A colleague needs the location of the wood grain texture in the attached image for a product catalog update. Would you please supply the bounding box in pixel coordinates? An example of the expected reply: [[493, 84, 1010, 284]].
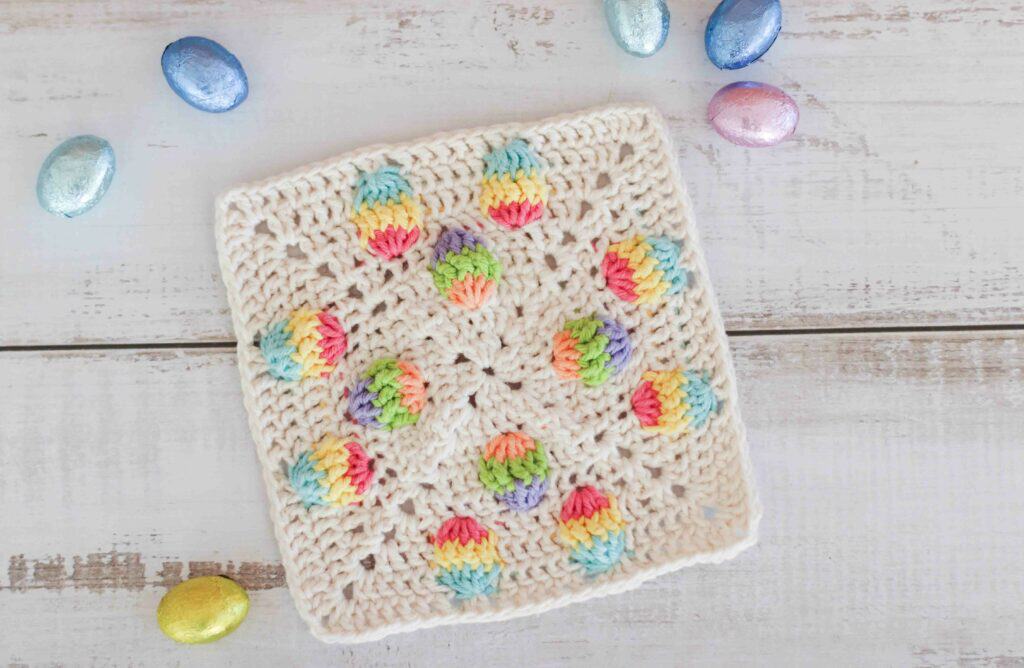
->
[[2, 331, 1022, 664], [1, 0, 1022, 346]]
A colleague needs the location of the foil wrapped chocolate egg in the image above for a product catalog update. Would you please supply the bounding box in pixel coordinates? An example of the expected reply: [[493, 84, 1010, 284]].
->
[[157, 576, 249, 644], [603, 0, 670, 57], [161, 36, 249, 113], [36, 135, 115, 218], [705, 0, 783, 70], [707, 81, 798, 147]]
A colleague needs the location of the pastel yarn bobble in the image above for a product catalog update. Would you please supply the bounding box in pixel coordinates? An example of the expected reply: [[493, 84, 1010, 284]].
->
[[430, 228, 502, 309], [351, 166, 423, 259], [479, 139, 549, 230], [431, 516, 503, 599], [260, 308, 348, 381], [558, 486, 628, 575], [632, 369, 718, 435], [478, 432, 550, 511], [552, 314, 632, 386], [288, 436, 373, 509], [348, 358, 426, 430], [602, 235, 687, 304]]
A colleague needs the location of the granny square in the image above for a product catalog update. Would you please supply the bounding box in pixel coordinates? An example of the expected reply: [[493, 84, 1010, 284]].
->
[[215, 105, 760, 643]]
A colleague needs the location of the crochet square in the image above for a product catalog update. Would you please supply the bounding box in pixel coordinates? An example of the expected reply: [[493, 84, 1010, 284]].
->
[[215, 105, 760, 643]]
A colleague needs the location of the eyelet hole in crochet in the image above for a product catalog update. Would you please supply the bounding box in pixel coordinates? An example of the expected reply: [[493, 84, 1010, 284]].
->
[[285, 244, 306, 259], [595, 172, 611, 189], [618, 143, 635, 162]]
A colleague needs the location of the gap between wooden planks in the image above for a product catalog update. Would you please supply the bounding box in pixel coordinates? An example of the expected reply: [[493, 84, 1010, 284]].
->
[[1, 329, 1022, 663]]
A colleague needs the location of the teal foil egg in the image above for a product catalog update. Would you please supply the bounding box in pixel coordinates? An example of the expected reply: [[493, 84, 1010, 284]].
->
[[705, 0, 782, 70], [161, 36, 248, 113], [603, 0, 669, 57], [36, 135, 115, 218]]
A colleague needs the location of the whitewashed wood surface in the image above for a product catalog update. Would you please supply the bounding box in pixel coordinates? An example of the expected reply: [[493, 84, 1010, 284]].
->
[[1, 0, 1023, 665]]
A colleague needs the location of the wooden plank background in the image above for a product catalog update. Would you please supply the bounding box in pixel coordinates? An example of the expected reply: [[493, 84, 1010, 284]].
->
[[1, 0, 1022, 665]]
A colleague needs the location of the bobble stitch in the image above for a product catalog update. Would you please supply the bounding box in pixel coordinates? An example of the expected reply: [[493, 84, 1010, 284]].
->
[[601, 235, 687, 304], [431, 516, 503, 599], [632, 369, 718, 435], [479, 139, 549, 230], [430, 228, 503, 309], [478, 432, 550, 512], [288, 436, 373, 509], [348, 358, 426, 430], [260, 308, 348, 381], [558, 486, 628, 575], [552, 314, 632, 387], [350, 166, 423, 259]]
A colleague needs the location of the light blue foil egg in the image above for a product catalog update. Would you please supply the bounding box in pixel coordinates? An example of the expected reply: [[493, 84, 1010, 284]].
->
[[161, 36, 248, 113], [36, 135, 115, 218], [604, 0, 670, 58], [705, 0, 782, 70]]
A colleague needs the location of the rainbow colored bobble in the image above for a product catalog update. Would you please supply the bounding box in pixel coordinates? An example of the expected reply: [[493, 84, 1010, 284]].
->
[[552, 315, 632, 387], [602, 236, 687, 304], [348, 358, 426, 430], [432, 516, 503, 599], [289, 435, 374, 509], [430, 229, 502, 310], [478, 432, 550, 512], [631, 369, 718, 435], [479, 139, 549, 230], [559, 486, 628, 576], [351, 166, 423, 259], [260, 308, 348, 381]]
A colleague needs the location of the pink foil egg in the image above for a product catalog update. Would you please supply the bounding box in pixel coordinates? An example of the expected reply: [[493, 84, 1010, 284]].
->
[[707, 81, 798, 147]]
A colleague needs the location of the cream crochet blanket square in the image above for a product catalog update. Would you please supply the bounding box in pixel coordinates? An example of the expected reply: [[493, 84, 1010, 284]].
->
[[215, 105, 760, 643]]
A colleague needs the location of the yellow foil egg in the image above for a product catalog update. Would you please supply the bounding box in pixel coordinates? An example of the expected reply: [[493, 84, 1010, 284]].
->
[[157, 576, 249, 644]]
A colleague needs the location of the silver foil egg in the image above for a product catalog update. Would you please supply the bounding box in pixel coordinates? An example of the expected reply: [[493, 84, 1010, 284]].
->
[[603, 0, 670, 58], [36, 135, 116, 218]]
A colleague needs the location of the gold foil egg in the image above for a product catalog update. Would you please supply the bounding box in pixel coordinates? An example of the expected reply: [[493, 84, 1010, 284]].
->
[[157, 576, 249, 644]]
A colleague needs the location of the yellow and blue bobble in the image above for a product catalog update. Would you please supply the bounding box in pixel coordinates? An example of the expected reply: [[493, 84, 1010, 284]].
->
[[431, 516, 503, 599], [289, 435, 374, 509], [631, 369, 718, 435], [351, 166, 423, 259], [479, 139, 548, 230], [558, 486, 628, 576], [601, 235, 687, 304], [260, 308, 348, 382]]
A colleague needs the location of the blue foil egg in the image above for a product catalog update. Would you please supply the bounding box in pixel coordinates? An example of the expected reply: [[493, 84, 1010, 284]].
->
[[705, 0, 782, 70], [603, 0, 670, 58], [161, 36, 248, 112], [36, 135, 115, 218]]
